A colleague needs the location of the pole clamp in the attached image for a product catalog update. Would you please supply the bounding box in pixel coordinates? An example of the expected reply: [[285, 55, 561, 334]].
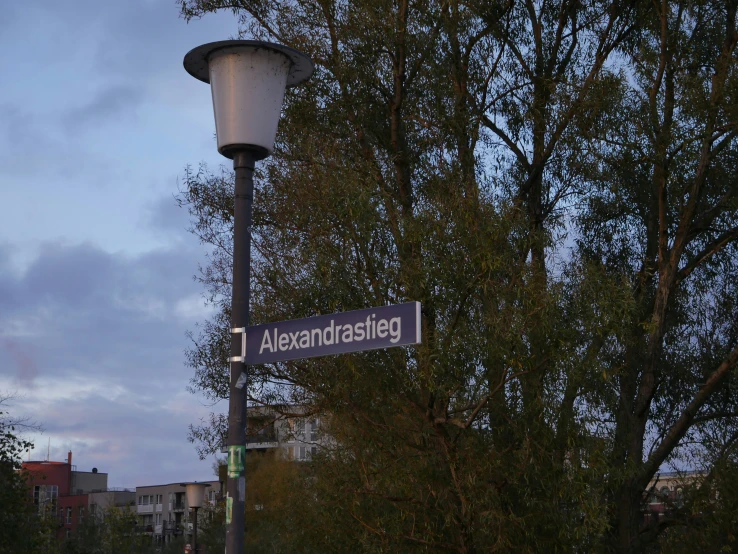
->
[[229, 327, 247, 364]]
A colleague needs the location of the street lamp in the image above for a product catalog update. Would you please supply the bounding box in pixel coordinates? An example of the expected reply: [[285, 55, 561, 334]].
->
[[183, 40, 314, 554], [180, 482, 211, 554]]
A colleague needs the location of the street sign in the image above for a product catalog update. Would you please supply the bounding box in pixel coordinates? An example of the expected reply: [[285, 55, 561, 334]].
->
[[232, 302, 421, 365]]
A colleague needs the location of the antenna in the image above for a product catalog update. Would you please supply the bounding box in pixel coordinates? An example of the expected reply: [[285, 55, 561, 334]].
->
[[47, 437, 50, 461]]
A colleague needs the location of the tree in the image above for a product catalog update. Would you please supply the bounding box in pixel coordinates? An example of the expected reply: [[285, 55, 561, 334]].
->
[[575, 3, 738, 549], [0, 394, 45, 554], [177, 0, 738, 551], [192, 452, 309, 553], [61, 505, 158, 554], [243, 450, 311, 553]]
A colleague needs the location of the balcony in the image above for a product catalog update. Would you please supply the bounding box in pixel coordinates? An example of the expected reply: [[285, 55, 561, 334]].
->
[[155, 503, 162, 512], [137, 505, 153, 514], [245, 427, 278, 449], [162, 522, 185, 536], [171, 502, 186, 511], [245, 441, 279, 450]]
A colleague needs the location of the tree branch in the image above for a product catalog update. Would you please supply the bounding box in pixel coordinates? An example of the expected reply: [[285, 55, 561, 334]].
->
[[676, 226, 738, 285], [639, 341, 738, 488]]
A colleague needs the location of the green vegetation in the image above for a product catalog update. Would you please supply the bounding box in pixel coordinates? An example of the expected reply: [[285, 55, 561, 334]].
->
[[0, 397, 44, 554], [177, 1, 738, 552], [60, 506, 159, 554]]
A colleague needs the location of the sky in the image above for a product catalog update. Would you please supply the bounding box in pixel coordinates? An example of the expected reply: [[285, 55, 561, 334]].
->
[[0, 0, 242, 488]]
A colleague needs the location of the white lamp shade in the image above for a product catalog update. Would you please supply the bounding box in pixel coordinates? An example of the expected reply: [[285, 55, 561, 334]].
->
[[184, 40, 314, 159], [208, 46, 290, 157], [181, 482, 210, 509]]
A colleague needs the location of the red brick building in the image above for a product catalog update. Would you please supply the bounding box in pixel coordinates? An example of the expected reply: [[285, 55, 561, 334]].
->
[[22, 451, 107, 538]]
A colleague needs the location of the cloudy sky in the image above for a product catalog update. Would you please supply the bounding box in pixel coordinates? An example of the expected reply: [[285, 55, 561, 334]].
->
[[0, 1, 242, 487]]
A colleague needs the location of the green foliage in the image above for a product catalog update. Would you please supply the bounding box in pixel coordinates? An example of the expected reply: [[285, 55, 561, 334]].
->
[[192, 453, 310, 553], [60, 506, 158, 554], [0, 400, 46, 554], [177, 0, 738, 552]]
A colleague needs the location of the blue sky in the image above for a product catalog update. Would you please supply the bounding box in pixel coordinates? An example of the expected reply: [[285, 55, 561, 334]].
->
[[0, 1, 241, 487]]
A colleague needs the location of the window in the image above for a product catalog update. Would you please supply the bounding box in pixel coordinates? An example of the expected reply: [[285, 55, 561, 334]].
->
[[79, 506, 84, 522], [155, 513, 162, 525], [299, 446, 306, 460], [33, 485, 58, 514], [296, 419, 305, 438], [65, 528, 71, 539], [310, 419, 319, 441], [311, 446, 317, 459], [66, 507, 72, 524], [156, 494, 163, 504], [208, 490, 216, 503]]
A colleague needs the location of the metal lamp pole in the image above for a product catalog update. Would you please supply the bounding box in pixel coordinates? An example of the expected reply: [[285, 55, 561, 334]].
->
[[180, 482, 210, 554], [183, 41, 313, 554], [227, 147, 256, 553], [192, 506, 199, 553]]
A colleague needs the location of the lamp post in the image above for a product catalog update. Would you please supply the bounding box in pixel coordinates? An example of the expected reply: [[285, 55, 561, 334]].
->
[[183, 41, 314, 554], [180, 482, 211, 554]]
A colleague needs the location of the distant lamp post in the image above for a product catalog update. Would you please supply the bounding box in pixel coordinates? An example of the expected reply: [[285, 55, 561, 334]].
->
[[180, 482, 211, 554], [183, 41, 314, 554]]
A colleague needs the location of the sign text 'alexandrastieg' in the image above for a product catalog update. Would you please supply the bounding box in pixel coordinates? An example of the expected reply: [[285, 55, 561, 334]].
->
[[238, 302, 421, 365]]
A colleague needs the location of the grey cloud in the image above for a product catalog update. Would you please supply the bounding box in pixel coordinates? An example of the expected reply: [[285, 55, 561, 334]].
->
[[19, 389, 218, 486], [0, 237, 219, 485], [21, 0, 235, 80], [22, 242, 116, 305], [143, 191, 192, 237], [0, 0, 234, 486], [0, 337, 39, 385], [0, 239, 208, 389], [0, 244, 22, 311], [0, 105, 53, 160], [62, 85, 143, 131], [0, 103, 114, 181]]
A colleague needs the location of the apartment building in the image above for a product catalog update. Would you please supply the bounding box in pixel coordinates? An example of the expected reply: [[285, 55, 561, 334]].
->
[[245, 405, 326, 461], [88, 489, 136, 514], [643, 471, 707, 525], [135, 480, 221, 544]]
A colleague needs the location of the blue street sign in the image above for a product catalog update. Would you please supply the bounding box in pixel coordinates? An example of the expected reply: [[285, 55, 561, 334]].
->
[[233, 302, 421, 365]]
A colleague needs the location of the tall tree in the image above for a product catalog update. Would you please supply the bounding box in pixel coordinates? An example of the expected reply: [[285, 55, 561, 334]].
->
[[177, 0, 738, 551], [575, 1, 738, 549], [0, 394, 44, 554]]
